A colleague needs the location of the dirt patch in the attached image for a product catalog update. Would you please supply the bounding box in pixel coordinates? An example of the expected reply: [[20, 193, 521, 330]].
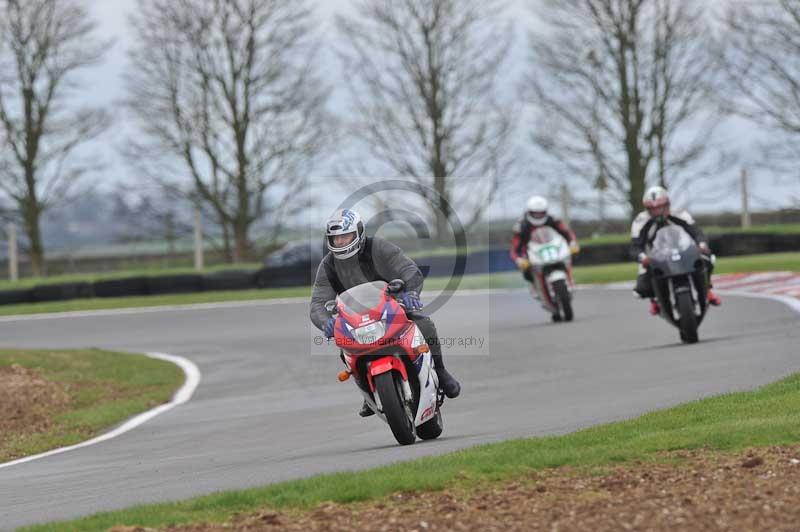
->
[[0, 364, 71, 439], [120, 444, 800, 532]]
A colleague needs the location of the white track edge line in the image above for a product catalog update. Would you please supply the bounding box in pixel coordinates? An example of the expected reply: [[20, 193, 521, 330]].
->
[[0, 298, 307, 322], [0, 289, 530, 322], [594, 280, 800, 315], [714, 290, 800, 315], [0, 352, 201, 470]]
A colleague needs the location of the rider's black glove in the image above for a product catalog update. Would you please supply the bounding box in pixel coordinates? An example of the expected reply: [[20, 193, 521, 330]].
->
[[398, 291, 423, 311]]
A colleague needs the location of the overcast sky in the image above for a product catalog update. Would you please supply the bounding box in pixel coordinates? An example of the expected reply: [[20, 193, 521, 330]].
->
[[81, 0, 795, 222]]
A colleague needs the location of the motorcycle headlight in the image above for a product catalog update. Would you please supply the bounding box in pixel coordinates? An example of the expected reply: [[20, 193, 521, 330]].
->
[[353, 320, 386, 344]]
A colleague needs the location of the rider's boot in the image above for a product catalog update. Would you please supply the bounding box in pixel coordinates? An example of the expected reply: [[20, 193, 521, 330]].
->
[[529, 282, 540, 300], [649, 299, 661, 316], [708, 289, 721, 306], [358, 399, 375, 417], [433, 353, 461, 398]]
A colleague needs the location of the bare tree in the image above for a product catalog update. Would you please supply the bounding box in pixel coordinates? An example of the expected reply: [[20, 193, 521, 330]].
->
[[336, 0, 516, 240], [125, 0, 329, 263], [525, 0, 725, 217], [0, 0, 109, 276], [723, 0, 800, 180]]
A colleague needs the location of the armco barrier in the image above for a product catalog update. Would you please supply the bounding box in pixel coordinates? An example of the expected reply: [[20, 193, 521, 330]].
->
[[709, 233, 800, 256], [573, 243, 632, 265], [202, 270, 258, 291], [256, 263, 316, 288], [146, 274, 204, 295], [414, 251, 491, 278], [31, 282, 94, 303], [0, 288, 35, 305], [473, 243, 633, 275], [93, 277, 149, 298]]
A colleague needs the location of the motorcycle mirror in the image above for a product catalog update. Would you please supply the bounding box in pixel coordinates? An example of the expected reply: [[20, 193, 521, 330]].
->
[[324, 300, 337, 314], [386, 279, 405, 294]]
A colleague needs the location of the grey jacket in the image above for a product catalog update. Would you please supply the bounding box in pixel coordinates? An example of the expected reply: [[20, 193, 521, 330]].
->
[[309, 237, 424, 331]]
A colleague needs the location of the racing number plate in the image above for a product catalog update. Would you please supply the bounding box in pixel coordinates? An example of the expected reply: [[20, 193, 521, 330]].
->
[[537, 244, 559, 263]]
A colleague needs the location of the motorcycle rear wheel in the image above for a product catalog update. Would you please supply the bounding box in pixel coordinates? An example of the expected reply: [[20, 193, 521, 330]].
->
[[374, 372, 416, 445]]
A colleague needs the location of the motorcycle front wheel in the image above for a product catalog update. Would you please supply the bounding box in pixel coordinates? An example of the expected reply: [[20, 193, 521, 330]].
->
[[676, 290, 699, 344], [374, 372, 416, 445], [553, 279, 573, 322]]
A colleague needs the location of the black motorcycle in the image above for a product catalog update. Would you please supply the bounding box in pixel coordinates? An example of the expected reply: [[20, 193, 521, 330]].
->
[[646, 226, 710, 344]]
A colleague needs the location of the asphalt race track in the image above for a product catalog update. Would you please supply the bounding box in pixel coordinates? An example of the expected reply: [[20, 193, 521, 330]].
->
[[1, 288, 799, 530]]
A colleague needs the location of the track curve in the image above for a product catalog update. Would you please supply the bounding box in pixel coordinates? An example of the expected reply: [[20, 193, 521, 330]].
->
[[1, 288, 798, 529]]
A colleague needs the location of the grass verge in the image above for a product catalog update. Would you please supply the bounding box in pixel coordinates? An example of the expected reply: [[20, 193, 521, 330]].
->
[[581, 223, 800, 245], [573, 251, 800, 285], [0, 263, 262, 291], [425, 251, 800, 289], [26, 370, 800, 532], [0, 349, 184, 463], [0, 286, 311, 317], [0, 252, 797, 317]]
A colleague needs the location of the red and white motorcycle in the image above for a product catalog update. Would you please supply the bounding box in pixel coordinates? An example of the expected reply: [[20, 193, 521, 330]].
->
[[327, 279, 444, 445], [526, 226, 576, 322]]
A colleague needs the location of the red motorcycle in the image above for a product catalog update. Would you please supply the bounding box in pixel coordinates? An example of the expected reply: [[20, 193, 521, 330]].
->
[[327, 279, 444, 445]]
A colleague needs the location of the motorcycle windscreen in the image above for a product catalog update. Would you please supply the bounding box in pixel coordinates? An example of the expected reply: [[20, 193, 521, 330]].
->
[[649, 225, 693, 261], [338, 281, 388, 315], [528, 226, 559, 245], [528, 226, 568, 265], [650, 225, 695, 268]]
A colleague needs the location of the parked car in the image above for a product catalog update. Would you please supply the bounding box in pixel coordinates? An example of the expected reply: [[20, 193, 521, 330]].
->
[[256, 240, 325, 288], [262, 240, 325, 267]]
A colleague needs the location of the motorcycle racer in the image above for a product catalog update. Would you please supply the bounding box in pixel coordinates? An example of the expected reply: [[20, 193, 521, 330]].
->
[[631, 186, 721, 315], [510, 195, 580, 283], [310, 209, 461, 417]]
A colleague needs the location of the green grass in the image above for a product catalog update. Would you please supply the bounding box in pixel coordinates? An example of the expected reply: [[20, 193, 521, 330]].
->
[[0, 263, 262, 291], [26, 371, 800, 532], [582, 233, 631, 245], [581, 223, 800, 246], [715, 252, 800, 274], [415, 224, 800, 251], [705, 223, 800, 235], [0, 252, 797, 317], [575, 252, 800, 284], [406, 245, 490, 258], [0, 349, 184, 463], [450, 252, 799, 288], [0, 286, 311, 316]]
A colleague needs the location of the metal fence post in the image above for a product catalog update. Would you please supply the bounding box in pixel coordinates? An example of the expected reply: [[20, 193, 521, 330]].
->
[[741, 168, 752, 229], [7, 223, 18, 282], [560, 183, 570, 225], [193, 208, 204, 271]]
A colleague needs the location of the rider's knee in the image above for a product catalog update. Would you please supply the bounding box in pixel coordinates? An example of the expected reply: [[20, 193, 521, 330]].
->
[[409, 313, 437, 336]]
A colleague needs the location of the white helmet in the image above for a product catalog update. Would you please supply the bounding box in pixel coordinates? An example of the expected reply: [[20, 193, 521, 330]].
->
[[325, 208, 365, 260], [642, 186, 670, 217], [525, 195, 549, 226]]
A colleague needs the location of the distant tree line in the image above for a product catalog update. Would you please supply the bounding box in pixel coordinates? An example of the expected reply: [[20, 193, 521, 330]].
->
[[0, 0, 798, 273]]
